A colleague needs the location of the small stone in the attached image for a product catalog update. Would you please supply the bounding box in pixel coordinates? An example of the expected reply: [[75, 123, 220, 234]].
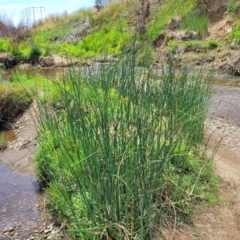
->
[[3, 226, 14, 233], [44, 229, 51, 234]]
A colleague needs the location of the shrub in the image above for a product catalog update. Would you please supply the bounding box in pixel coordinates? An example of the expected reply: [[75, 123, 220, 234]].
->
[[34, 50, 217, 239], [228, 20, 240, 43], [10, 42, 31, 59], [28, 44, 42, 64], [201, 39, 220, 51], [0, 38, 11, 52], [57, 27, 130, 58], [167, 39, 178, 53]]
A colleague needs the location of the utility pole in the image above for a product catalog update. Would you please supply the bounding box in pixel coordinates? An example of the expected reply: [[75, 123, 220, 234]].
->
[[29, 6, 45, 23], [95, 0, 102, 11]]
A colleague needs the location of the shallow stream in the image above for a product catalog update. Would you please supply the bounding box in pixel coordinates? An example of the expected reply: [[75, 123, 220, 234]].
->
[[0, 162, 42, 237]]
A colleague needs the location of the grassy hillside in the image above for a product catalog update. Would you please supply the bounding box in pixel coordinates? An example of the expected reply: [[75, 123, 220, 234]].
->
[[0, 0, 239, 67], [1, 0, 239, 65]]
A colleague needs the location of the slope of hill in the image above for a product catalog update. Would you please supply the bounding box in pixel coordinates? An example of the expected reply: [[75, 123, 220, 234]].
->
[[0, 0, 240, 74]]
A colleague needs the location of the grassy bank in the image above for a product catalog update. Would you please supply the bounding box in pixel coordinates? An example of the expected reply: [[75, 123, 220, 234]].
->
[[0, 0, 215, 63], [0, 69, 60, 127], [0, 82, 32, 125], [34, 50, 218, 239]]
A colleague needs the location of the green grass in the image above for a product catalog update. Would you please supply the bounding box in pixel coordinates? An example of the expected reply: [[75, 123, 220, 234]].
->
[[147, 0, 198, 40], [227, 0, 240, 13], [167, 39, 178, 53], [228, 20, 240, 44], [34, 49, 218, 239], [8, 71, 59, 103], [12, 0, 134, 60], [10, 42, 45, 60], [0, 135, 7, 150], [58, 26, 130, 58], [0, 38, 11, 52], [0, 84, 32, 122], [179, 12, 209, 36], [182, 39, 220, 51]]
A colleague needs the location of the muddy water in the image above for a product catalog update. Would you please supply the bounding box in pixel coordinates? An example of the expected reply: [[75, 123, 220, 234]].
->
[[209, 73, 240, 126], [211, 76, 240, 87], [0, 128, 17, 142], [0, 162, 42, 237]]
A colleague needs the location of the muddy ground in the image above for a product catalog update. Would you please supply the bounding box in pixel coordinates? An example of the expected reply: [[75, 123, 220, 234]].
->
[[1, 83, 240, 239], [163, 84, 240, 240]]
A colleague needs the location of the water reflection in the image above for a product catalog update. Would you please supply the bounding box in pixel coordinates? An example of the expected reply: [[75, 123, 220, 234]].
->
[[211, 75, 240, 87]]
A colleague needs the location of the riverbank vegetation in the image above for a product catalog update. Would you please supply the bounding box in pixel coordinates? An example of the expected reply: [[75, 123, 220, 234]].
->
[[0, 0, 232, 238], [0, 0, 240, 72], [0, 0, 237, 64], [0, 82, 32, 125], [32, 49, 218, 239]]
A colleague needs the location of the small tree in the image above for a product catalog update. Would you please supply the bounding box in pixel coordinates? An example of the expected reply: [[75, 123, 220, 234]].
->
[[136, 0, 150, 36]]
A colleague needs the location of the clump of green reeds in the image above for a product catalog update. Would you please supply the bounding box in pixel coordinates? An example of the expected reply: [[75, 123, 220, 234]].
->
[[35, 50, 217, 239], [0, 134, 7, 150]]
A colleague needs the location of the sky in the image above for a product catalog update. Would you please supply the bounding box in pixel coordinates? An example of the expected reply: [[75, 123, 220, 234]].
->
[[0, 0, 95, 26]]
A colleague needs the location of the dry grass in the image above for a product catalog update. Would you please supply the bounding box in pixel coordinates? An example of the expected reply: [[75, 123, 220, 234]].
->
[[33, 12, 69, 32]]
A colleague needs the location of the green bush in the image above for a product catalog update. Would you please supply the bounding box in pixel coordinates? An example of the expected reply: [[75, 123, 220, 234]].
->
[[57, 27, 130, 58], [10, 42, 31, 59], [228, 20, 240, 43], [0, 38, 11, 52], [28, 44, 42, 64], [227, 0, 240, 12], [167, 39, 178, 53], [183, 39, 219, 52], [201, 39, 220, 51], [34, 50, 218, 239]]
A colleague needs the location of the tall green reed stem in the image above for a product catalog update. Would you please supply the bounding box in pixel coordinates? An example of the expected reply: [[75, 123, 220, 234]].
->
[[35, 52, 213, 239]]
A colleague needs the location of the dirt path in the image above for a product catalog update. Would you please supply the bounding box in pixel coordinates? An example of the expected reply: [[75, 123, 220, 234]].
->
[[162, 85, 240, 239], [0, 103, 38, 178]]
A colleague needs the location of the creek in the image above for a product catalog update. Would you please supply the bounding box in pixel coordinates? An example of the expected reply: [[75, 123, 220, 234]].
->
[[0, 67, 240, 237]]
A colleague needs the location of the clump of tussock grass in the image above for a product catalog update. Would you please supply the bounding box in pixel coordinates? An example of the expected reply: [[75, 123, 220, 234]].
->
[[35, 49, 217, 239]]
